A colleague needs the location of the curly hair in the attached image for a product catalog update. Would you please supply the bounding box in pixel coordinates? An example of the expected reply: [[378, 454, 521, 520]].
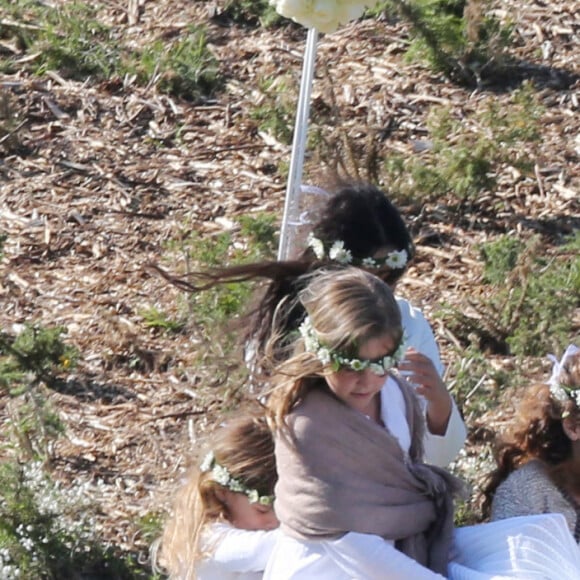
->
[[482, 350, 580, 518]]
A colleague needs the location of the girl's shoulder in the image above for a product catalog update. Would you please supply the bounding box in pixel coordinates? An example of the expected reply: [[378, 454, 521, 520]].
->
[[498, 460, 553, 493]]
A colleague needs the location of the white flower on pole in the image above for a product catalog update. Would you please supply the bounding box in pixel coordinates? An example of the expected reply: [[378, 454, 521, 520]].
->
[[270, 0, 372, 33]]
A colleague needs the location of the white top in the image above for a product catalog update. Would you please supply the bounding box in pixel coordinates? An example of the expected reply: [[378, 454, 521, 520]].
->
[[194, 523, 279, 580], [264, 530, 446, 579], [396, 296, 444, 376], [396, 296, 467, 466], [264, 378, 456, 580]]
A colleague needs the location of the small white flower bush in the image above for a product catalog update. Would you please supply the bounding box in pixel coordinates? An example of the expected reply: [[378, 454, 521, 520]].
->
[[0, 461, 133, 578]]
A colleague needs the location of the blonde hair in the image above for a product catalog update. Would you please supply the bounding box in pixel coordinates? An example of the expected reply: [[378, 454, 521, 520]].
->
[[267, 267, 402, 429], [154, 407, 276, 579]]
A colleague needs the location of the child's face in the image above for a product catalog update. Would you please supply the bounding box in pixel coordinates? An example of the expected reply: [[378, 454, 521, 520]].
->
[[224, 490, 279, 531], [324, 334, 394, 416]]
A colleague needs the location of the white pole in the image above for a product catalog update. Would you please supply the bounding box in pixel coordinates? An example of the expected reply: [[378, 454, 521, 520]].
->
[[277, 27, 319, 261]]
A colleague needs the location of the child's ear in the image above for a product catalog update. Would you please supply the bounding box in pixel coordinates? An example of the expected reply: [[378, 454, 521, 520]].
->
[[562, 417, 580, 441], [214, 487, 229, 504]]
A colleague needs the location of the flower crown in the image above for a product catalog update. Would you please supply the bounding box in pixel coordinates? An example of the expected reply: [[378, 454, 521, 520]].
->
[[299, 316, 406, 376], [307, 234, 408, 270], [548, 344, 580, 416], [200, 451, 274, 506]]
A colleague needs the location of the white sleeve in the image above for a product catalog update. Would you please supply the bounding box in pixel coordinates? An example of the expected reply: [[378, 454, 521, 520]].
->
[[208, 524, 280, 572], [423, 399, 467, 467], [324, 532, 446, 579], [396, 297, 444, 377]]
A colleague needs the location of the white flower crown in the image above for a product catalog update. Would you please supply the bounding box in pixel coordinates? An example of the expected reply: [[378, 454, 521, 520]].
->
[[200, 451, 274, 506], [307, 234, 408, 269], [548, 344, 580, 416], [299, 316, 406, 376]]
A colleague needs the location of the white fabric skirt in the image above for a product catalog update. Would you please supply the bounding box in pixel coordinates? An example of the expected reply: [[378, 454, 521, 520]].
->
[[448, 513, 580, 580]]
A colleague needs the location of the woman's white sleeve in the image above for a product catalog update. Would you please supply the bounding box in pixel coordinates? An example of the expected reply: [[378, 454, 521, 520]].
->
[[423, 399, 467, 467], [210, 525, 279, 572], [324, 532, 446, 579]]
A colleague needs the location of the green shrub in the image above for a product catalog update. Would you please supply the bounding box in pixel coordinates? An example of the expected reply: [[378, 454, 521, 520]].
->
[[220, 0, 282, 27], [38, 3, 120, 79], [129, 27, 222, 101], [385, 0, 513, 85], [163, 213, 276, 333], [139, 307, 186, 334], [0, 324, 77, 394], [1, 3, 222, 98], [0, 0, 121, 79], [238, 213, 278, 256], [441, 232, 580, 357], [384, 85, 543, 200], [0, 461, 156, 579], [250, 78, 296, 145], [0, 324, 78, 459]]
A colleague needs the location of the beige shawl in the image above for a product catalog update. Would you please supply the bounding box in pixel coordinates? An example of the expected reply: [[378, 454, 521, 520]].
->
[[274, 378, 461, 574]]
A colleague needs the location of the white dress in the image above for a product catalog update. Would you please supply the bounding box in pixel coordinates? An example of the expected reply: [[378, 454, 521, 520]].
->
[[194, 523, 279, 580], [448, 513, 580, 580], [265, 514, 580, 580], [263, 377, 459, 580]]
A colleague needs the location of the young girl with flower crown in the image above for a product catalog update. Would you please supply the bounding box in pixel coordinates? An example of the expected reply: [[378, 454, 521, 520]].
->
[[483, 344, 580, 542], [264, 267, 463, 579], [151, 179, 466, 468], [262, 268, 580, 579], [154, 409, 279, 580]]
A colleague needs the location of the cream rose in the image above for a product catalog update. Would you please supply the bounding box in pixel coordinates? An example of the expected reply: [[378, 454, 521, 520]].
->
[[271, 0, 371, 33]]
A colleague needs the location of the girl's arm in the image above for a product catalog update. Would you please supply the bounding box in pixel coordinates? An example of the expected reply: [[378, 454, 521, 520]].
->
[[397, 349, 467, 467], [422, 399, 467, 467], [207, 523, 280, 572], [325, 532, 446, 579]]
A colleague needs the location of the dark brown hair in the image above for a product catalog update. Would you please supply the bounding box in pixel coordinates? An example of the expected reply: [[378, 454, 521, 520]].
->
[[151, 180, 413, 373]]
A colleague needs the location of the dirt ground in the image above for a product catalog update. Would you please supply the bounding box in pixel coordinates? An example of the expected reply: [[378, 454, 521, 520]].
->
[[0, 0, 579, 571]]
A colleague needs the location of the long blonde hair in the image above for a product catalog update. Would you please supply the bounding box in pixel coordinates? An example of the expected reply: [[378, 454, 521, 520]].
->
[[154, 407, 276, 579], [267, 267, 403, 429]]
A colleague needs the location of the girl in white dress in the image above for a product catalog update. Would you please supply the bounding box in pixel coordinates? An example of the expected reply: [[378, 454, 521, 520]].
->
[[153, 409, 279, 580], [151, 180, 466, 467], [263, 268, 580, 579], [265, 267, 463, 579]]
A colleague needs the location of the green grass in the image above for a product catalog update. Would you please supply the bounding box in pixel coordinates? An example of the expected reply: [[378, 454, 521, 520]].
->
[[0, 2, 222, 100], [439, 231, 580, 357], [384, 83, 543, 200], [128, 26, 222, 101]]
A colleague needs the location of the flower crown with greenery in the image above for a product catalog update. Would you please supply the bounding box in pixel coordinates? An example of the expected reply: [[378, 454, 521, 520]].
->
[[200, 451, 274, 506], [299, 316, 406, 375], [548, 344, 580, 416], [307, 233, 408, 270]]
